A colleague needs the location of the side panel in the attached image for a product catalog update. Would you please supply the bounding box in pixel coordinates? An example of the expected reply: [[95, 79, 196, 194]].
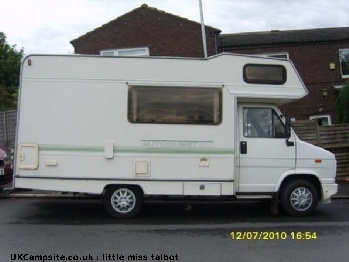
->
[[16, 54, 309, 197], [16, 78, 236, 196]]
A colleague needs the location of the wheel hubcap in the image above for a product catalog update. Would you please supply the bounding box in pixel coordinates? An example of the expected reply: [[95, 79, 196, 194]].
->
[[111, 188, 136, 213], [290, 187, 313, 211]]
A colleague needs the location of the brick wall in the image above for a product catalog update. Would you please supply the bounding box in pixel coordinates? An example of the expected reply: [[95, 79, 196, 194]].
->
[[71, 5, 219, 58]]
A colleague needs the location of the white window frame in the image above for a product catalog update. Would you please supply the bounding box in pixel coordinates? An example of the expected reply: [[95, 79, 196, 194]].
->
[[309, 115, 332, 126], [258, 53, 289, 59], [339, 48, 349, 78], [100, 47, 150, 57]]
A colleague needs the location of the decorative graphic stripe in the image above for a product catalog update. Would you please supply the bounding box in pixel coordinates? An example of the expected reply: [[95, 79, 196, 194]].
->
[[140, 139, 214, 143], [39, 145, 103, 153], [116, 147, 234, 155], [39, 144, 234, 155]]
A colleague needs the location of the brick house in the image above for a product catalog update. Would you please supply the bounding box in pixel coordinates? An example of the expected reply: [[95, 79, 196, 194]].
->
[[71, 4, 349, 124], [71, 4, 220, 58], [220, 28, 349, 124]]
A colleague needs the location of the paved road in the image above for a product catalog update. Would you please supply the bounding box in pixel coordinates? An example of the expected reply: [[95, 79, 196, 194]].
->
[[0, 198, 348, 262]]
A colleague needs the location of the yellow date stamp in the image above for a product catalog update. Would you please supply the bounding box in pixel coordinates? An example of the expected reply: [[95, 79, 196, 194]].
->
[[230, 231, 318, 240]]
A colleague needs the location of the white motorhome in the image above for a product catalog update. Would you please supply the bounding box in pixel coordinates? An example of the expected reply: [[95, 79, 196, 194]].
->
[[14, 54, 337, 218]]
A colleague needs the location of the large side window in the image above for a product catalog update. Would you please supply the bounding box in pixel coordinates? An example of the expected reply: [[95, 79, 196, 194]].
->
[[128, 87, 222, 125], [243, 108, 286, 138]]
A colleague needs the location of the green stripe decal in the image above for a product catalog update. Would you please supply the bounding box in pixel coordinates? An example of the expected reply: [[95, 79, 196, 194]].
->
[[39, 145, 104, 153], [39, 145, 234, 155], [141, 140, 214, 143], [116, 147, 234, 154]]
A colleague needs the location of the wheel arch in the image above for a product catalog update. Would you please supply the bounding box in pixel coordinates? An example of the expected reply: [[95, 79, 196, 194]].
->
[[276, 173, 322, 200], [102, 183, 145, 196]]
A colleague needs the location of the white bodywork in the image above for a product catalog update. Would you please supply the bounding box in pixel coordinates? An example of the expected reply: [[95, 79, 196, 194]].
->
[[15, 54, 337, 203]]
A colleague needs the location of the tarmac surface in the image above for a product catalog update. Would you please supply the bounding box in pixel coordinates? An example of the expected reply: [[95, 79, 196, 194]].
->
[[336, 179, 349, 198]]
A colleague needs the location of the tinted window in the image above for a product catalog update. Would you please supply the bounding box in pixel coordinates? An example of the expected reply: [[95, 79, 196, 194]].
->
[[128, 87, 222, 125], [244, 64, 287, 85]]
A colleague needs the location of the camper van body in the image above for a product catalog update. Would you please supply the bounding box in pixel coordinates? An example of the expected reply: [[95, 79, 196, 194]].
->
[[14, 54, 337, 217]]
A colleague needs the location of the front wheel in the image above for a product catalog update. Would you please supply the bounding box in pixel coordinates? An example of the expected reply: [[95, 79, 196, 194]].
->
[[103, 186, 143, 218], [280, 180, 319, 216]]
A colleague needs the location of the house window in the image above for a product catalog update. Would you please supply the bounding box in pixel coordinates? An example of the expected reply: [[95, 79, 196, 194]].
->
[[128, 86, 222, 125], [100, 47, 149, 56], [309, 115, 332, 126], [339, 49, 349, 78]]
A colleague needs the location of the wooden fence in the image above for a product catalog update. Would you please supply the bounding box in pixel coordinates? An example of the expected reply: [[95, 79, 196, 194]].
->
[[292, 120, 349, 179]]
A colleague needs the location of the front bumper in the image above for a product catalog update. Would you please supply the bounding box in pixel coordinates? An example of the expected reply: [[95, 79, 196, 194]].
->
[[321, 183, 338, 203]]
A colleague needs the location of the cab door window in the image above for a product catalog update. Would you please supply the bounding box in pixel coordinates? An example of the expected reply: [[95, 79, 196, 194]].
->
[[243, 108, 286, 138]]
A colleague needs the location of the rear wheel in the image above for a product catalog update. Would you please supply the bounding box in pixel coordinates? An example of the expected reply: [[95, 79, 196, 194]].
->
[[103, 186, 143, 218], [280, 180, 318, 216]]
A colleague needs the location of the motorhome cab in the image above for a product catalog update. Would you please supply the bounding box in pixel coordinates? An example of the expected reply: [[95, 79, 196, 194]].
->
[[14, 54, 337, 218]]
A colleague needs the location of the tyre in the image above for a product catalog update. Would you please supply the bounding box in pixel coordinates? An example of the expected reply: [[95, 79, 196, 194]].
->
[[280, 180, 318, 216], [103, 186, 143, 218]]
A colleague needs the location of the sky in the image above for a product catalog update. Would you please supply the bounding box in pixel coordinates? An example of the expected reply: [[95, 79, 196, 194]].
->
[[1, 0, 349, 55]]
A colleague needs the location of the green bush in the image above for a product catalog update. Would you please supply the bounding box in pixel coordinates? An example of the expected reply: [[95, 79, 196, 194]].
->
[[336, 83, 349, 123]]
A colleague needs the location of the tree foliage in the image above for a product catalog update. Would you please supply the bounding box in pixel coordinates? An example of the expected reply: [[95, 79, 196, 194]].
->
[[336, 83, 349, 123], [0, 32, 24, 110]]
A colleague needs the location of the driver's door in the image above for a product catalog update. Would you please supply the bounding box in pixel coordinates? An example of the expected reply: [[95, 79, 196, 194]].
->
[[237, 105, 296, 192]]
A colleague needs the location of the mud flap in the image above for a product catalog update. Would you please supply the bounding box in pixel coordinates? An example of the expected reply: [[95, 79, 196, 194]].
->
[[270, 193, 279, 215]]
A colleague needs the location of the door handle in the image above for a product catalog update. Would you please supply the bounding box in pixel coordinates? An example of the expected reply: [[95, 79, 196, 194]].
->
[[240, 141, 247, 154]]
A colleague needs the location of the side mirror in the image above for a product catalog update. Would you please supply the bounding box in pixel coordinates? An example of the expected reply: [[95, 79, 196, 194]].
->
[[285, 117, 294, 147]]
